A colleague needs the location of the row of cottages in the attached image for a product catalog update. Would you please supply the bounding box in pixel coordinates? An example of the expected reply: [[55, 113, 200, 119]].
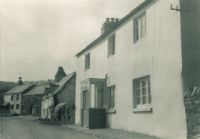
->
[[3, 67, 76, 123], [75, 0, 200, 139], [41, 67, 76, 124], [3, 78, 34, 115], [3, 77, 47, 116]]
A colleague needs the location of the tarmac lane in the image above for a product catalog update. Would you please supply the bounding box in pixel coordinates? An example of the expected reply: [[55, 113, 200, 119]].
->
[[0, 116, 100, 139]]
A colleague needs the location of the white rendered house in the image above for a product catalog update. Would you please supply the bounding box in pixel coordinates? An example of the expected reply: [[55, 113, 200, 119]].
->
[[75, 0, 200, 139]]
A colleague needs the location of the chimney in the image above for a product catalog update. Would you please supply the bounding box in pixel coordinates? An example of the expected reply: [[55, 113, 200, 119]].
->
[[101, 18, 119, 34], [18, 77, 23, 85], [54, 67, 66, 83]]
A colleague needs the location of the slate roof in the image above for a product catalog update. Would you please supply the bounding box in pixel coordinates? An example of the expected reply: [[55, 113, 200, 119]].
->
[[5, 84, 34, 95], [76, 0, 156, 57], [24, 85, 47, 96], [53, 72, 76, 95]]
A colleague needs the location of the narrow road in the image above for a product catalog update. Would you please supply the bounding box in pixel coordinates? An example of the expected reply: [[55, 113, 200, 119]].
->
[[0, 116, 100, 139]]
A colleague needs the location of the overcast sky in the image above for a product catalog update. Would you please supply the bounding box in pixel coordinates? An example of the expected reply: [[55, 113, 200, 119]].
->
[[0, 0, 143, 82]]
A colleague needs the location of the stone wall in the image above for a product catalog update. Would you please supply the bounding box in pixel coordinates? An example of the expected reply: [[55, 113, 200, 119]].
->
[[184, 87, 200, 137]]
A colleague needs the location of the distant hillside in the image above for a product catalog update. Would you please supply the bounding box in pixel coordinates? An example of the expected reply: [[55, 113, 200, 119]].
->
[[0, 81, 17, 93], [0, 81, 17, 105]]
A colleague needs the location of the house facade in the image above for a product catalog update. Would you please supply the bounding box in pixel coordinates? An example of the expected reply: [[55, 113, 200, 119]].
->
[[41, 80, 58, 120], [41, 67, 76, 124], [41, 94, 54, 119], [4, 81, 34, 114], [51, 72, 76, 123], [75, 0, 200, 139], [22, 85, 48, 116]]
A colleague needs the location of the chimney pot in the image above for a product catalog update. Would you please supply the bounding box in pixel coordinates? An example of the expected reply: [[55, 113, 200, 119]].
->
[[101, 17, 119, 34], [18, 77, 23, 85]]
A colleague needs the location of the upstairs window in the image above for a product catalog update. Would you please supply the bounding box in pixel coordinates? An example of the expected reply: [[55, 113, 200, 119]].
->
[[107, 85, 115, 109], [16, 94, 19, 100], [85, 53, 90, 70], [108, 34, 115, 57], [133, 75, 151, 109], [11, 95, 14, 101], [133, 12, 146, 43]]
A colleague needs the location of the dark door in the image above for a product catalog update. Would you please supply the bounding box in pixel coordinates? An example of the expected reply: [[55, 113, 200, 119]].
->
[[29, 105, 33, 115]]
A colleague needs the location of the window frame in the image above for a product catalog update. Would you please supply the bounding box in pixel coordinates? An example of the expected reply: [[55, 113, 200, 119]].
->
[[107, 85, 115, 110], [16, 94, 19, 100], [132, 75, 152, 112], [11, 95, 14, 101], [133, 12, 146, 43], [107, 34, 115, 57], [11, 105, 14, 110], [84, 53, 90, 70], [16, 104, 19, 109]]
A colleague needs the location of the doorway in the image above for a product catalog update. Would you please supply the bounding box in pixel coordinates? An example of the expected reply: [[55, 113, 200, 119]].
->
[[95, 87, 104, 108], [29, 105, 33, 115]]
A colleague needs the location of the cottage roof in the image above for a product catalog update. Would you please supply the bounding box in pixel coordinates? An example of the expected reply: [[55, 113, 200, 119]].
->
[[53, 72, 76, 95], [5, 84, 33, 95], [76, 0, 156, 57], [24, 85, 47, 96]]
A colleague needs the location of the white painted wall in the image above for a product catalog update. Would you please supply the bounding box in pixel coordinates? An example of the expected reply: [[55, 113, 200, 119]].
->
[[41, 96, 54, 119], [75, 0, 187, 139], [4, 95, 11, 103], [150, 1, 187, 139], [5, 93, 22, 114]]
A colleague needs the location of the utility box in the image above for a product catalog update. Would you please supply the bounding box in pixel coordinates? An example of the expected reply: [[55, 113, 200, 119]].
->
[[82, 108, 106, 129]]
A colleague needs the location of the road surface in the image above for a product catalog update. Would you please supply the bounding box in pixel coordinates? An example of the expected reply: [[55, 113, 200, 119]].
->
[[0, 116, 100, 139]]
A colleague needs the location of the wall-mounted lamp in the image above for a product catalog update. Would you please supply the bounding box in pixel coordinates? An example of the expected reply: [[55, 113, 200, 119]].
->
[[170, 4, 181, 12], [105, 74, 110, 86]]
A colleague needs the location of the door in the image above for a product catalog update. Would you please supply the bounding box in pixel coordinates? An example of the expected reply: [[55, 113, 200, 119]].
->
[[95, 87, 104, 108], [82, 90, 89, 109], [29, 105, 33, 115], [81, 90, 89, 127]]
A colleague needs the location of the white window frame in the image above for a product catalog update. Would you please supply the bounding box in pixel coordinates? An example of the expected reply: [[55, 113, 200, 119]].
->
[[133, 12, 146, 43], [11, 95, 14, 101], [107, 85, 115, 110], [16, 94, 19, 100], [133, 75, 152, 112], [11, 105, 14, 110], [16, 104, 19, 109]]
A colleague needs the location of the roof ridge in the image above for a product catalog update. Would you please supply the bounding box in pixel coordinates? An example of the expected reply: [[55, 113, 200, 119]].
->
[[75, 0, 156, 57]]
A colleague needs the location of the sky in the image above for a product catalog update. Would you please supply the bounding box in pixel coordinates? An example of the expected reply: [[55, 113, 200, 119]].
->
[[0, 0, 142, 82]]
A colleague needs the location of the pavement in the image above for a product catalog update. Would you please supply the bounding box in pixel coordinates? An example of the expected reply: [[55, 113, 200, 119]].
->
[[65, 125, 160, 139], [0, 115, 161, 139]]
